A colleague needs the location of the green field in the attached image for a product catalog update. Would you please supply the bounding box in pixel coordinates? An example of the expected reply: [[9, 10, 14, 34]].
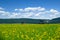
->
[[0, 24, 60, 40]]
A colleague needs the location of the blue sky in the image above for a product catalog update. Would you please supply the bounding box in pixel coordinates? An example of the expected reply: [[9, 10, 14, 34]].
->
[[0, 0, 60, 19]]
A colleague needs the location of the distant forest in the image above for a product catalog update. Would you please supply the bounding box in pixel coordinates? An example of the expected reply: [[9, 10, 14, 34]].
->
[[0, 17, 60, 24]]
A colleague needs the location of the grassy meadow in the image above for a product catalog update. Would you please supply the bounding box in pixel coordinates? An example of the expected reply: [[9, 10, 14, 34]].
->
[[0, 24, 60, 40]]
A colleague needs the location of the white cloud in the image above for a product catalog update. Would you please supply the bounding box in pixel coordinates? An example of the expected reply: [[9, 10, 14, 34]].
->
[[34, 11, 48, 16], [50, 9, 59, 15], [49, 9, 60, 19], [50, 15, 57, 18], [14, 7, 45, 12], [15, 9, 18, 11], [14, 7, 46, 18], [0, 7, 60, 19], [0, 7, 4, 10], [50, 9, 58, 13], [9, 12, 21, 18], [25, 12, 33, 17], [0, 7, 10, 18], [0, 11, 10, 16], [19, 9, 23, 11], [24, 7, 45, 12]]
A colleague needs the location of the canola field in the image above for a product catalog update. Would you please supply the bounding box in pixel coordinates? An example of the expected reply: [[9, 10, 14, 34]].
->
[[0, 24, 60, 40]]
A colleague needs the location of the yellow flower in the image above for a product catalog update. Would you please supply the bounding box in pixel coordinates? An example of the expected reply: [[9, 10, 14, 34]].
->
[[25, 35, 29, 39], [2, 31, 6, 34], [5, 35, 9, 38], [51, 38, 55, 40], [2, 31, 7, 34], [35, 34, 39, 37], [32, 29, 35, 32], [20, 32, 22, 34], [17, 34, 20, 38], [30, 37, 34, 40], [13, 30, 16, 33], [39, 38, 42, 40], [21, 34, 24, 38], [48, 36, 51, 39], [43, 31, 47, 35], [5, 34, 9, 38]]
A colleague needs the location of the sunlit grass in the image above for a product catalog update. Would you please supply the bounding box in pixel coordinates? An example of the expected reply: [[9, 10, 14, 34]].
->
[[0, 24, 60, 40]]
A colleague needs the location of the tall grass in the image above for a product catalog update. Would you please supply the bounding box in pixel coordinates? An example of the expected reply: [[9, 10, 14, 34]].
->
[[0, 24, 60, 40]]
